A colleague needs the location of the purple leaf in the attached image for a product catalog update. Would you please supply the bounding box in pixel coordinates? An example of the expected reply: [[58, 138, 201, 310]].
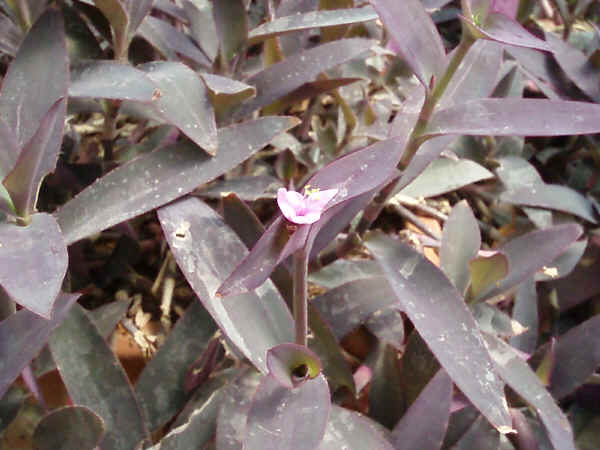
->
[[139, 61, 217, 155], [121, 0, 153, 34], [391, 370, 453, 450], [371, 0, 446, 88], [49, 304, 148, 450], [451, 415, 499, 449], [310, 259, 382, 290], [244, 374, 330, 450], [462, 13, 551, 51], [158, 197, 294, 373], [0, 9, 67, 149], [56, 116, 298, 245], [248, 6, 378, 44], [369, 343, 404, 428], [486, 336, 576, 450], [69, 60, 158, 101], [440, 201, 481, 295], [267, 343, 322, 389], [549, 313, 600, 399], [365, 232, 512, 433], [534, 239, 587, 282], [232, 38, 376, 119], [138, 16, 211, 67], [3, 99, 66, 217], [201, 73, 255, 97], [32, 406, 104, 450], [509, 277, 538, 354], [0, 213, 68, 318], [546, 32, 600, 102], [365, 309, 405, 349], [0, 118, 20, 179], [0, 292, 78, 399], [213, 0, 247, 67], [426, 99, 600, 137], [182, 0, 219, 61], [475, 224, 583, 301], [0, 12, 22, 56], [317, 406, 394, 450], [135, 301, 217, 430]]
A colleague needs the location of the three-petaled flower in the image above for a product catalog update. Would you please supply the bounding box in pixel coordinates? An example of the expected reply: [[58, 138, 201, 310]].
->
[[277, 186, 339, 225]]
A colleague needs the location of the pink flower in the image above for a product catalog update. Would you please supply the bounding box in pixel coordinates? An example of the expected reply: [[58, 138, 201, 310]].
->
[[277, 186, 339, 225]]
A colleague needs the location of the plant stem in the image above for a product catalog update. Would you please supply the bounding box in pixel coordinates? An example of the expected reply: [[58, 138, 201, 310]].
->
[[293, 248, 309, 347]]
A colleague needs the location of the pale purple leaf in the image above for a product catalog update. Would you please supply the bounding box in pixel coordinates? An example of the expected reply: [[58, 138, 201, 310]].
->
[[49, 305, 148, 450], [365, 232, 512, 432], [56, 116, 298, 245], [140, 61, 217, 154], [232, 38, 376, 119], [33, 406, 104, 450], [0, 213, 68, 318], [371, 0, 446, 87], [244, 374, 330, 450], [0, 9, 68, 148], [158, 197, 294, 373], [486, 336, 575, 450], [391, 370, 453, 450], [0, 292, 78, 399], [248, 6, 378, 44], [69, 60, 157, 101], [427, 99, 600, 137]]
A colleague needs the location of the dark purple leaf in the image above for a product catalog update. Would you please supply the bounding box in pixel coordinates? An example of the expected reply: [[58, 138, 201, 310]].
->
[[0, 9, 67, 149], [426, 99, 600, 137], [510, 409, 539, 450], [391, 370, 452, 450], [317, 405, 394, 450], [244, 373, 330, 450], [138, 16, 211, 67], [248, 6, 378, 44], [3, 99, 66, 217], [88, 300, 130, 340], [371, 0, 446, 88], [369, 343, 405, 428], [153, 0, 187, 22], [139, 61, 217, 154], [365, 232, 512, 432], [158, 197, 294, 373], [92, 0, 128, 57], [0, 213, 68, 318], [275, 0, 318, 56], [505, 46, 564, 99], [49, 304, 148, 450], [509, 277, 538, 355], [69, 60, 157, 101], [476, 224, 583, 301], [400, 158, 493, 199], [232, 38, 376, 119], [182, 0, 218, 61], [549, 314, 600, 399], [440, 200, 481, 295], [213, 0, 247, 68], [0, 118, 20, 180], [0, 385, 24, 434], [267, 343, 322, 389], [33, 406, 104, 450], [546, 32, 600, 102], [486, 336, 575, 450], [135, 301, 217, 430], [312, 277, 397, 340], [451, 415, 500, 450], [56, 116, 298, 245], [463, 13, 551, 51], [365, 309, 405, 349], [0, 292, 78, 399]]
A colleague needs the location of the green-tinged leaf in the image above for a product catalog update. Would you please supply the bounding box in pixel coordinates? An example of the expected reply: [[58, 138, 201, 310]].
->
[[0, 213, 68, 318], [213, 0, 247, 68], [486, 336, 575, 450], [49, 304, 148, 450], [201, 73, 256, 114], [69, 60, 157, 101], [391, 370, 452, 450], [309, 259, 382, 289], [426, 99, 600, 138], [0, 118, 19, 179], [371, 0, 446, 88], [135, 301, 217, 431], [33, 406, 104, 450], [248, 6, 378, 45], [158, 197, 294, 373], [0, 293, 78, 399], [267, 344, 322, 389], [232, 38, 376, 119], [139, 61, 217, 154], [0, 385, 24, 435], [244, 374, 330, 450], [440, 200, 481, 295], [93, 0, 129, 58], [365, 232, 512, 433], [0, 9, 67, 149], [56, 116, 298, 245], [317, 406, 394, 450], [471, 303, 527, 337], [399, 158, 493, 199], [469, 253, 509, 300], [3, 99, 66, 217]]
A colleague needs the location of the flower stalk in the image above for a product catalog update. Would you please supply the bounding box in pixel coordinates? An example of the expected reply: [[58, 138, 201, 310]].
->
[[293, 248, 309, 347]]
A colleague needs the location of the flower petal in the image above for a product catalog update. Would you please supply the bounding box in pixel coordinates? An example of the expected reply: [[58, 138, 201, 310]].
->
[[306, 188, 339, 211], [277, 188, 306, 223], [292, 211, 321, 224]]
